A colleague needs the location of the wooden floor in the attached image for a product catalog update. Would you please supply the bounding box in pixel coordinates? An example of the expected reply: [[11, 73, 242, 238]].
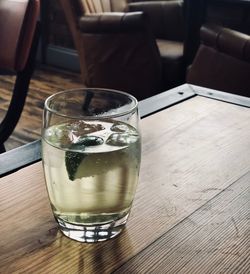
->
[[0, 66, 83, 151]]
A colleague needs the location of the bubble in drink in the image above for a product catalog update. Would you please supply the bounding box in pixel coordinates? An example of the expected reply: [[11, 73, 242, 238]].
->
[[42, 119, 141, 225]]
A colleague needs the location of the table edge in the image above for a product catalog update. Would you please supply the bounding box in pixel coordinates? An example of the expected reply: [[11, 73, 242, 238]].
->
[[1, 84, 249, 177]]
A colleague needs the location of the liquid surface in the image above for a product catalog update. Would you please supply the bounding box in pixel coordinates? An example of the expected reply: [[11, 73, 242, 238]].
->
[[42, 119, 141, 225]]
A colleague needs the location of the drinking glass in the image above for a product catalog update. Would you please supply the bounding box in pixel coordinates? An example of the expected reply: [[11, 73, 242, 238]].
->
[[42, 88, 141, 243]]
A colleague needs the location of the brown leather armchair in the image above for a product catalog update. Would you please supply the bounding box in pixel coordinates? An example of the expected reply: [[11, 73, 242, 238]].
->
[[59, 0, 185, 100], [186, 24, 250, 97], [0, 0, 40, 152], [128, 0, 185, 91]]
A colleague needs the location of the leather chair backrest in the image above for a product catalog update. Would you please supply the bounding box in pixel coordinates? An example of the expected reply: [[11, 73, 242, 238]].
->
[[129, 0, 184, 41], [0, 0, 40, 72], [186, 24, 250, 97], [78, 12, 163, 99], [81, 0, 128, 13]]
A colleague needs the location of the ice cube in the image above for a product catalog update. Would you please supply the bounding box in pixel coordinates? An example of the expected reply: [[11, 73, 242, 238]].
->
[[110, 122, 131, 133], [70, 121, 105, 136], [45, 124, 72, 148], [72, 136, 104, 149], [106, 133, 138, 146]]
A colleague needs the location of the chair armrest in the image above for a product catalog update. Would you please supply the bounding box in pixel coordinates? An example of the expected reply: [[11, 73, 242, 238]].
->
[[78, 12, 150, 33], [128, 0, 184, 41], [0, 0, 40, 71], [200, 23, 250, 62]]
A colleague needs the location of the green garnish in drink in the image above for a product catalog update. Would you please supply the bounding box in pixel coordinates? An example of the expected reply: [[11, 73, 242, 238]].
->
[[65, 136, 103, 181], [65, 151, 85, 181]]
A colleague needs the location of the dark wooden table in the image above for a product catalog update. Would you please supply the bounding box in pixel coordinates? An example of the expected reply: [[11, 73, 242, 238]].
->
[[0, 84, 249, 273]]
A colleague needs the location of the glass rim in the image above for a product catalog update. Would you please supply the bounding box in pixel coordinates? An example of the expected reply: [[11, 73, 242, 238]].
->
[[44, 87, 139, 119]]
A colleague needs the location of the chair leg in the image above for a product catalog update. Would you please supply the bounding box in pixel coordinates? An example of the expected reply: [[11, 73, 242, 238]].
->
[[40, 0, 50, 63], [0, 22, 41, 147], [0, 143, 6, 154]]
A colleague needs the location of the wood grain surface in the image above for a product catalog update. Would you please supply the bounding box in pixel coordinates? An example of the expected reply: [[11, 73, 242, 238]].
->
[[115, 171, 250, 273], [0, 66, 83, 151], [0, 96, 249, 273]]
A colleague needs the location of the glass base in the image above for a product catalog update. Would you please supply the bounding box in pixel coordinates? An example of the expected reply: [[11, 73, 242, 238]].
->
[[56, 213, 129, 243]]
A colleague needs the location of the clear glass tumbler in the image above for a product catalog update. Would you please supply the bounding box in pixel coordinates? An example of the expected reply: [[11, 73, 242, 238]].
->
[[42, 88, 141, 242]]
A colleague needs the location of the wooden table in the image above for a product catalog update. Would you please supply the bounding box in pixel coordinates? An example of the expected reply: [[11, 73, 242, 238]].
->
[[0, 84, 249, 273]]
